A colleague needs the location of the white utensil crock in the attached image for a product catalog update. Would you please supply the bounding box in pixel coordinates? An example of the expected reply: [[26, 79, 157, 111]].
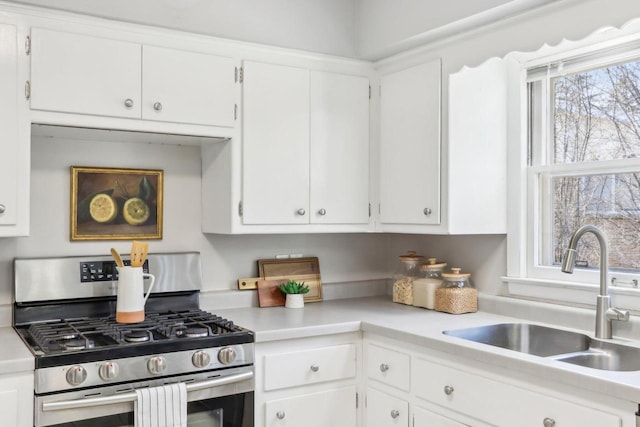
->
[[116, 266, 155, 323]]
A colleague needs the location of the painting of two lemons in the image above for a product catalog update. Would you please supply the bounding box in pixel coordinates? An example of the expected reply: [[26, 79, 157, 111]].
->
[[71, 166, 163, 241]]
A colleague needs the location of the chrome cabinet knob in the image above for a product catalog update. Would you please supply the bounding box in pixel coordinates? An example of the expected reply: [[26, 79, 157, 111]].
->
[[66, 365, 87, 386], [124, 98, 134, 108], [444, 385, 454, 395], [147, 356, 167, 375], [153, 102, 163, 111], [192, 350, 211, 368], [424, 208, 432, 216], [98, 362, 119, 381], [543, 418, 556, 427], [310, 364, 319, 372], [276, 411, 285, 420], [297, 208, 306, 216], [318, 208, 326, 216], [0, 204, 5, 214], [390, 409, 400, 419], [218, 347, 236, 365], [379, 363, 389, 372]]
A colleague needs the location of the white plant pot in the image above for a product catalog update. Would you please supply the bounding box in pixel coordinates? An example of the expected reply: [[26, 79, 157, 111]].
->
[[285, 294, 304, 309]]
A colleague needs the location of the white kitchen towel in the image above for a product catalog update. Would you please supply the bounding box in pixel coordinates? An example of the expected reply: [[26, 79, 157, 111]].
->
[[134, 383, 187, 427]]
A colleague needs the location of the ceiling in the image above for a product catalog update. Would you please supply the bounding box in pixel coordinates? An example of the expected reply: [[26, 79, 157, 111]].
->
[[7, 0, 562, 59]]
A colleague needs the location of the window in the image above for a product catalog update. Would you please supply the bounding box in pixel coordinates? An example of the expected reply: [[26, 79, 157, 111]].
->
[[523, 42, 640, 299]]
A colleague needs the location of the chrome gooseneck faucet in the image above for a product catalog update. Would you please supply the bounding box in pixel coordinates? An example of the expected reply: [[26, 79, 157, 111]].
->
[[561, 225, 629, 339]]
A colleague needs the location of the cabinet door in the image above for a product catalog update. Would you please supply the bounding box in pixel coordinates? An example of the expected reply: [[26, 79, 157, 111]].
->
[[0, 24, 19, 229], [0, 372, 34, 427], [310, 71, 370, 224], [265, 385, 356, 427], [30, 28, 141, 118], [413, 406, 468, 427], [242, 61, 310, 225], [142, 46, 235, 127], [379, 59, 441, 225], [366, 387, 408, 427]]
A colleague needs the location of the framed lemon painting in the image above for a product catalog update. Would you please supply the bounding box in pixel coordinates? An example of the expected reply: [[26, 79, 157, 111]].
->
[[70, 166, 163, 241]]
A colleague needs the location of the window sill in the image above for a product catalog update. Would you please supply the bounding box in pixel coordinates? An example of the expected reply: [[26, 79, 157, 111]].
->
[[503, 276, 640, 312]]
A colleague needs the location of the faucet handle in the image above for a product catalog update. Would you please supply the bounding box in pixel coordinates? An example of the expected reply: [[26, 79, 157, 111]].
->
[[606, 307, 630, 322]]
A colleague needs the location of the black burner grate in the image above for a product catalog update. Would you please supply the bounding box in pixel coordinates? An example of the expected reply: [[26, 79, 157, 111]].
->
[[26, 309, 242, 354]]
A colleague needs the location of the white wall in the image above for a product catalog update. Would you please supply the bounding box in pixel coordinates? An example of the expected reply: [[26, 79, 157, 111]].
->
[[7, 0, 358, 57], [0, 136, 392, 307]]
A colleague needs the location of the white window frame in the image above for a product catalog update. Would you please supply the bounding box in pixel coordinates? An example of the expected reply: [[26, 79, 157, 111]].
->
[[505, 26, 640, 311]]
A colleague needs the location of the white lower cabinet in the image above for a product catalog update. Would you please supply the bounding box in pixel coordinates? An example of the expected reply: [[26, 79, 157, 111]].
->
[[0, 371, 34, 427], [365, 387, 408, 427], [413, 406, 467, 427], [364, 334, 633, 427], [265, 385, 357, 427], [255, 333, 361, 427]]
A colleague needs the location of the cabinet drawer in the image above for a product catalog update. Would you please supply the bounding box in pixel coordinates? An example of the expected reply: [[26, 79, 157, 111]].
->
[[365, 387, 409, 427], [265, 385, 356, 427], [366, 343, 410, 391], [264, 343, 356, 391], [414, 358, 620, 427]]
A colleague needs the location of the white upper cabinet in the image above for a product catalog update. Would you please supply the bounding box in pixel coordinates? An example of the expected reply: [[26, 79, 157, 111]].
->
[[379, 59, 441, 226], [0, 23, 28, 236], [30, 28, 236, 128], [310, 70, 370, 224], [240, 60, 370, 228], [141, 45, 235, 126], [447, 58, 507, 234], [241, 60, 310, 225], [30, 28, 141, 119]]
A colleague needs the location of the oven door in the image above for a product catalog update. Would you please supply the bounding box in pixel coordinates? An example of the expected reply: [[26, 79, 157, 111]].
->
[[36, 367, 254, 427]]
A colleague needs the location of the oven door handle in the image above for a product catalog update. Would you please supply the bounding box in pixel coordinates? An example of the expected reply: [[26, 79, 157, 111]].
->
[[42, 370, 254, 412]]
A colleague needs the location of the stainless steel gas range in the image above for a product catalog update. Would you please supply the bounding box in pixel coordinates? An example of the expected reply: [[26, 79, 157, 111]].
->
[[13, 252, 254, 427]]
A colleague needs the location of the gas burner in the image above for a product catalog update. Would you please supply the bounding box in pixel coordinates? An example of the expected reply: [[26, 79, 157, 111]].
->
[[184, 327, 210, 338], [124, 330, 151, 343], [62, 339, 89, 351]]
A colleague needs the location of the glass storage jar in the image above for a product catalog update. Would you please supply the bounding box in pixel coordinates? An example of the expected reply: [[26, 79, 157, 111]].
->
[[392, 251, 424, 305], [412, 258, 447, 309], [434, 268, 477, 314]]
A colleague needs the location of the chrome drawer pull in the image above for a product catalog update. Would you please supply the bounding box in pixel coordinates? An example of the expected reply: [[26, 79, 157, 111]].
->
[[379, 363, 389, 372], [390, 409, 400, 419], [444, 385, 454, 395]]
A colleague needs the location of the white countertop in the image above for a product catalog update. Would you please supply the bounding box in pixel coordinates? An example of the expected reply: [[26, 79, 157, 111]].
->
[[0, 327, 34, 374], [214, 295, 640, 404]]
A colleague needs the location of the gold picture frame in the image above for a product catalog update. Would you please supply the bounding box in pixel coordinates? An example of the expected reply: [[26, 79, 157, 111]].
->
[[71, 166, 163, 241]]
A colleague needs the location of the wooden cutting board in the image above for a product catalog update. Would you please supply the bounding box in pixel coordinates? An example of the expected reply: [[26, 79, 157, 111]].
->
[[258, 257, 323, 303], [257, 279, 287, 307]]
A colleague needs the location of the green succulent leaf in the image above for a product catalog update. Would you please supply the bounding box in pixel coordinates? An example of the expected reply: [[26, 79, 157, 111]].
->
[[279, 280, 310, 294]]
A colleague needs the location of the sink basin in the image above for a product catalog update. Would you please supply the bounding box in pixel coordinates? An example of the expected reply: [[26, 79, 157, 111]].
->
[[553, 340, 640, 371], [443, 323, 591, 357], [443, 323, 640, 371]]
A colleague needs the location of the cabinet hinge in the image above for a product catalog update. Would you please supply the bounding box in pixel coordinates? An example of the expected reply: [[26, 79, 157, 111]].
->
[[239, 66, 244, 83], [238, 201, 243, 216], [368, 85, 371, 99], [234, 104, 238, 121], [24, 80, 30, 100], [25, 36, 30, 55], [368, 203, 371, 218], [356, 392, 359, 409]]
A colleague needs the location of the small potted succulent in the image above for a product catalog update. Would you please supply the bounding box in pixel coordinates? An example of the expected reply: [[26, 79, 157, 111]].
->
[[279, 280, 310, 309]]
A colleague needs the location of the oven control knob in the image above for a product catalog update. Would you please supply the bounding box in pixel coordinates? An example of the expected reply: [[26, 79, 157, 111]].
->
[[66, 365, 87, 386], [192, 351, 211, 368], [98, 361, 120, 381], [218, 347, 236, 365], [147, 356, 167, 375]]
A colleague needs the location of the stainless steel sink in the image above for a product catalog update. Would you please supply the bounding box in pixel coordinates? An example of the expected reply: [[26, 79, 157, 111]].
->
[[443, 323, 591, 357], [443, 323, 640, 371], [553, 340, 640, 372]]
